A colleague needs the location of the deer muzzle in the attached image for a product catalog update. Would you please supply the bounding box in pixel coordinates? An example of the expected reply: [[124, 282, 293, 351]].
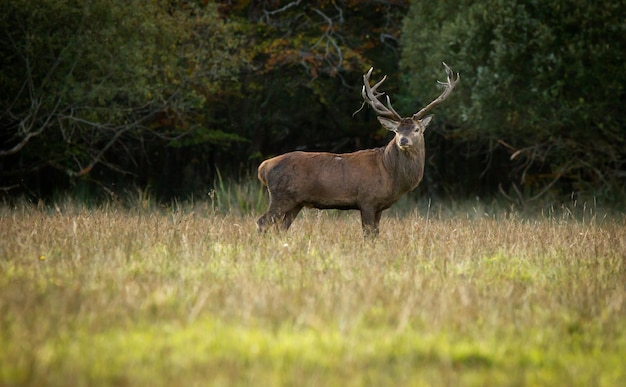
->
[[398, 136, 411, 149]]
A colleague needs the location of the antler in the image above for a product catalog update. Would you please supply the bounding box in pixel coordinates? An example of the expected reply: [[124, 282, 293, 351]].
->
[[413, 62, 459, 120], [360, 67, 402, 121]]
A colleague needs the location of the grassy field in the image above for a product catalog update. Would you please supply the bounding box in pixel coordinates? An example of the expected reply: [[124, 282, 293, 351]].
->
[[1, 198, 625, 386]]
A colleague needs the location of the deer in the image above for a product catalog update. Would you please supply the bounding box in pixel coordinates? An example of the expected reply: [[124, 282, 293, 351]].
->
[[257, 63, 459, 236]]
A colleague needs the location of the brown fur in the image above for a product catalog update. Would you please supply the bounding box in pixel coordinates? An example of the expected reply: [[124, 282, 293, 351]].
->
[[257, 117, 431, 236]]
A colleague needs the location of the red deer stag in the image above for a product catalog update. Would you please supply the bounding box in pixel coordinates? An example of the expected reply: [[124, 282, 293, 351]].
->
[[257, 63, 459, 236]]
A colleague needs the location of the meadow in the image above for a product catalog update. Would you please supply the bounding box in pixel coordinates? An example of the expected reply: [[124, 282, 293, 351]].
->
[[1, 195, 625, 386]]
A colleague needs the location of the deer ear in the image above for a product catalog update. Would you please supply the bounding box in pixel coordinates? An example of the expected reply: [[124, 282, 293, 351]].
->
[[420, 115, 434, 129], [377, 117, 400, 132]]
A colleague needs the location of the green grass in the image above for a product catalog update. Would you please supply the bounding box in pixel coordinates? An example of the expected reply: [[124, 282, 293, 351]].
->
[[1, 198, 625, 386]]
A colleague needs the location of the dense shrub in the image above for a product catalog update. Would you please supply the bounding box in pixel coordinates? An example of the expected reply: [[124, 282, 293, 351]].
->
[[400, 0, 625, 201]]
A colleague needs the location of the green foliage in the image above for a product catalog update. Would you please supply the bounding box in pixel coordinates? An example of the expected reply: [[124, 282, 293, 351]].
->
[[1, 0, 412, 200], [9, 0, 625, 202], [400, 0, 626, 199], [0, 0, 248, 187], [210, 170, 267, 215], [214, 0, 409, 170]]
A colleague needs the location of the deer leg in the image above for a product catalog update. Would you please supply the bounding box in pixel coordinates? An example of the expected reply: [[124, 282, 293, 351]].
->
[[360, 207, 382, 237], [281, 204, 303, 231], [257, 205, 281, 233], [257, 195, 299, 233], [257, 211, 279, 232]]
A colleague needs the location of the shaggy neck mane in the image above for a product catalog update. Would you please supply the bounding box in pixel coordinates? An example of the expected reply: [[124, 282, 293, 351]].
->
[[382, 139, 425, 193]]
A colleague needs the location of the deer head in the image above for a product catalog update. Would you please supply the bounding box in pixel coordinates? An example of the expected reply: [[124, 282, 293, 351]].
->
[[360, 62, 459, 152]]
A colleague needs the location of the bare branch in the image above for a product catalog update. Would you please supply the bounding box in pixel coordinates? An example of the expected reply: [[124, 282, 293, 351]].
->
[[0, 92, 64, 157], [312, 8, 332, 26], [1, 34, 79, 158], [261, 0, 302, 24], [310, 7, 344, 73], [0, 184, 20, 192], [64, 124, 131, 177], [527, 167, 568, 202]]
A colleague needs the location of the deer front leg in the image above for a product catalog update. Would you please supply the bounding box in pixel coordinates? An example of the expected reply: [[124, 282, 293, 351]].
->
[[360, 207, 382, 237]]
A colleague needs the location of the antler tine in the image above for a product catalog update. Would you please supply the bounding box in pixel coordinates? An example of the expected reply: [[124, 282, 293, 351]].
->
[[385, 95, 402, 119], [360, 67, 402, 121], [370, 75, 387, 95], [413, 62, 460, 120]]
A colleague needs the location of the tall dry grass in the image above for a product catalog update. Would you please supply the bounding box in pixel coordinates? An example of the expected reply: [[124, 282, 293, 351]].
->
[[0, 199, 625, 386]]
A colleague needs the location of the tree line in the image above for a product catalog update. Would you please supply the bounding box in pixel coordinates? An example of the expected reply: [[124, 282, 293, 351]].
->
[[1, 0, 624, 203]]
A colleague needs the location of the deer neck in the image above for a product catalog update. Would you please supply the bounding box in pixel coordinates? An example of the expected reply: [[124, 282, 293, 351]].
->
[[382, 139, 425, 192]]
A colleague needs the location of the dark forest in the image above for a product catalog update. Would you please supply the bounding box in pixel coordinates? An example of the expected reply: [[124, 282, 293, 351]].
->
[[1, 0, 624, 205]]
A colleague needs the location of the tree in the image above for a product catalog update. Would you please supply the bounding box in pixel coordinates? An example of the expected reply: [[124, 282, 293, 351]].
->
[[0, 0, 248, 197], [400, 0, 626, 201], [218, 0, 410, 166], [1, 0, 414, 200]]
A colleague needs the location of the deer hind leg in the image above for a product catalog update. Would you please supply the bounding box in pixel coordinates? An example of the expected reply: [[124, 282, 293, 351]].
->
[[257, 189, 280, 232], [281, 204, 303, 231], [360, 207, 382, 237], [257, 211, 279, 233], [257, 197, 301, 233]]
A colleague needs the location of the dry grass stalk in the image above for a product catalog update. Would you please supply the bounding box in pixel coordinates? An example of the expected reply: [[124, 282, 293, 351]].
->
[[0, 201, 624, 385]]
